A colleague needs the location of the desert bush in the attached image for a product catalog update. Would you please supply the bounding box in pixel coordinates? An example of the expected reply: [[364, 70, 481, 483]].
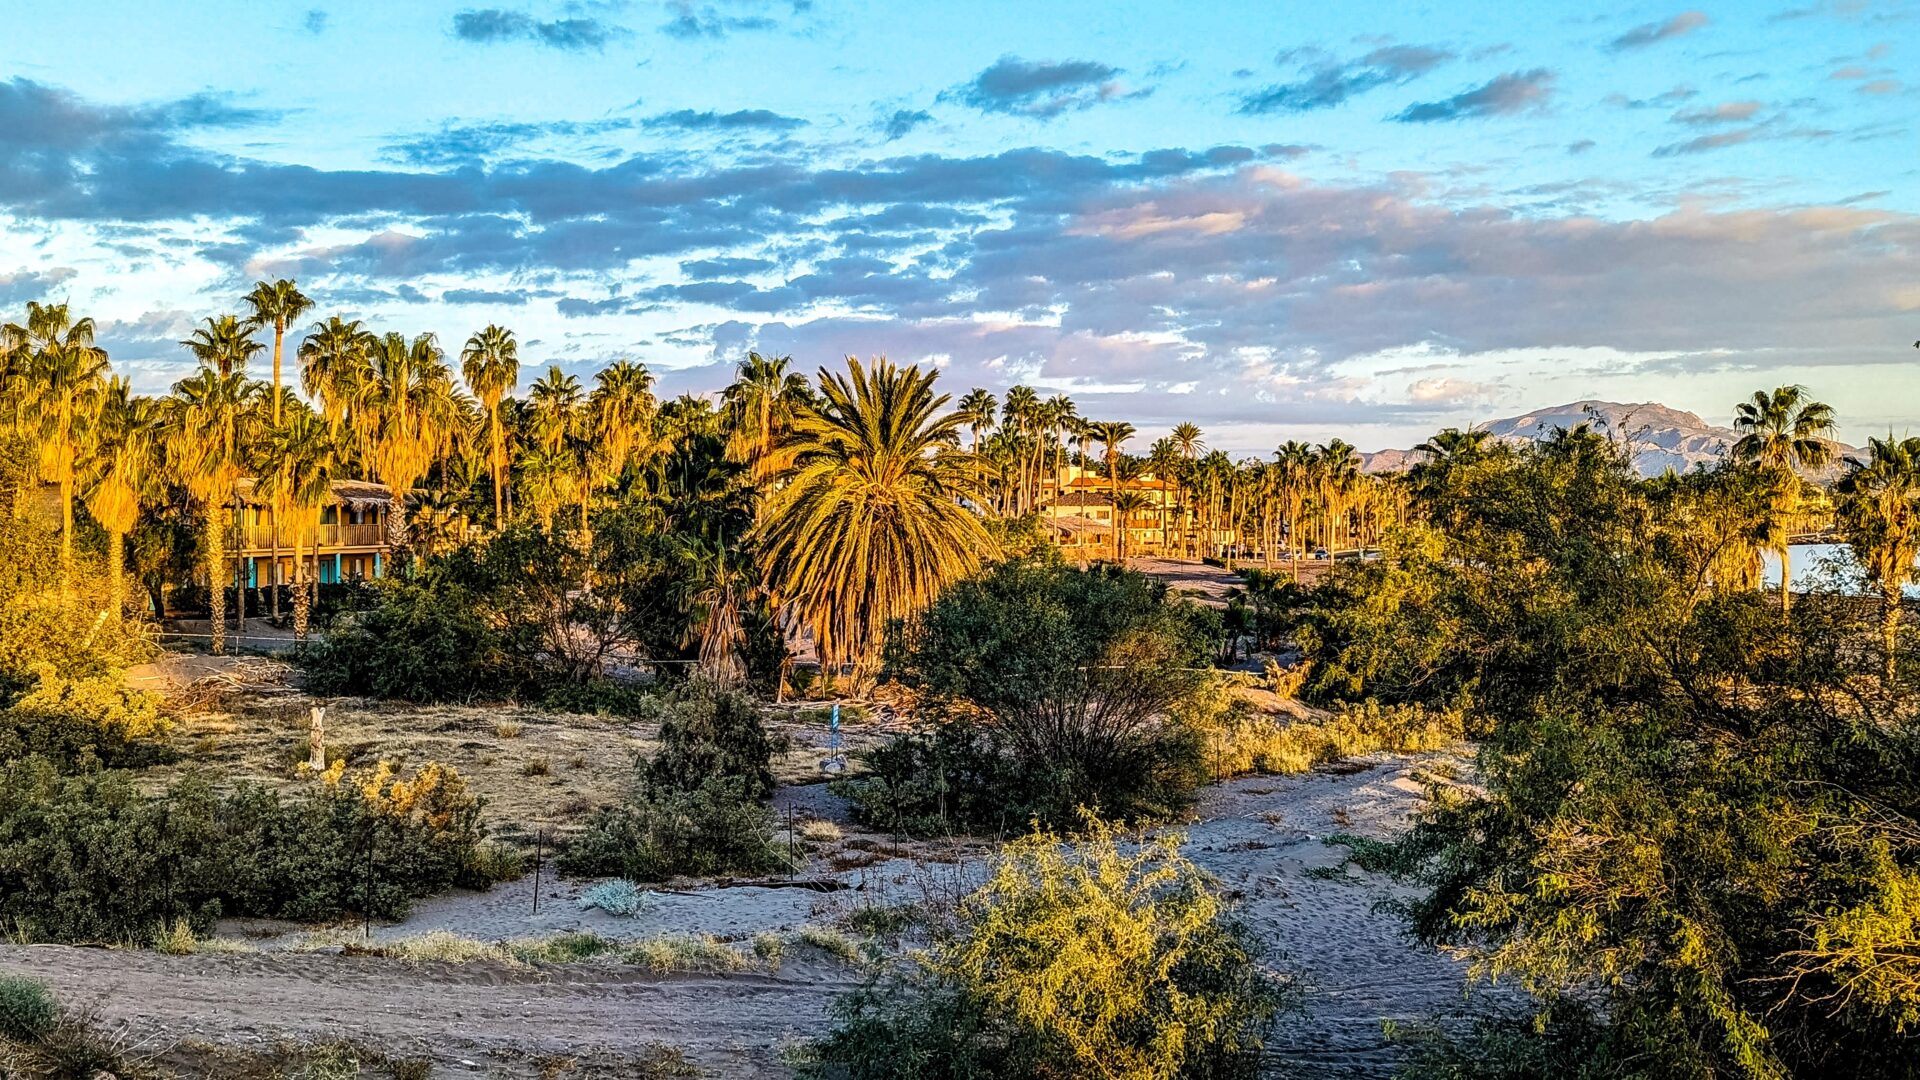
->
[[560, 682, 786, 881], [0, 517, 154, 704], [807, 819, 1287, 1080], [0, 976, 56, 1043], [0, 665, 173, 771], [0, 756, 498, 942], [848, 559, 1218, 832], [302, 576, 533, 702], [1175, 679, 1465, 777], [577, 879, 651, 917]]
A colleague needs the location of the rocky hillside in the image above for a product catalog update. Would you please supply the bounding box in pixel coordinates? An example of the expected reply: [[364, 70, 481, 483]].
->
[[1361, 400, 1861, 478]]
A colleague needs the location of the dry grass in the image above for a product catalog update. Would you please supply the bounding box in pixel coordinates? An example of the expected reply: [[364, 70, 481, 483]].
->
[[793, 926, 866, 966], [621, 935, 752, 974], [797, 819, 843, 844], [1203, 698, 1465, 778]]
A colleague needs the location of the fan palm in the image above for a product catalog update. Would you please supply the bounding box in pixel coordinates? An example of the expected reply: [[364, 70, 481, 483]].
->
[[356, 332, 464, 553], [1733, 386, 1836, 612], [1085, 420, 1136, 559], [167, 366, 256, 654], [721, 353, 810, 507], [83, 377, 159, 616], [299, 316, 375, 434], [1837, 435, 1920, 680], [241, 279, 314, 426], [591, 360, 659, 487], [23, 317, 110, 589], [757, 357, 994, 682], [459, 324, 518, 525], [256, 409, 337, 642]]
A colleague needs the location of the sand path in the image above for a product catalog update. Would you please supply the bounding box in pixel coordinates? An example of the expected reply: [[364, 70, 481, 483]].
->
[[0, 753, 1486, 1078]]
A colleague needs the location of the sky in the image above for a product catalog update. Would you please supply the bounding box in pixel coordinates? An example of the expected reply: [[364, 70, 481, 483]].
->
[[0, 0, 1915, 453]]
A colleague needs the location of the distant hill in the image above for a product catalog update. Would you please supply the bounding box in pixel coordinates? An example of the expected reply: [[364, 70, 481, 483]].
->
[[1360, 400, 1862, 479]]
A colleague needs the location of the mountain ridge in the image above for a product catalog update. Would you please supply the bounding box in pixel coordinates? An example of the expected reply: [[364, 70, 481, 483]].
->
[[1359, 399, 1864, 478]]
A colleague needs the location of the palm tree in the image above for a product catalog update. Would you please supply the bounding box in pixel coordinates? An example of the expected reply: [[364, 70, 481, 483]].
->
[[1085, 420, 1136, 560], [721, 353, 809, 510], [586, 360, 659, 538], [1273, 441, 1313, 578], [299, 316, 375, 434], [1837, 435, 1920, 680], [83, 378, 159, 617], [1112, 490, 1152, 568], [459, 324, 519, 526], [1001, 385, 1040, 514], [957, 388, 997, 510], [21, 315, 109, 589], [675, 536, 752, 685], [356, 333, 464, 554], [526, 365, 587, 535], [167, 366, 255, 654], [757, 357, 995, 683], [1733, 386, 1836, 612], [257, 409, 337, 642], [241, 279, 314, 426]]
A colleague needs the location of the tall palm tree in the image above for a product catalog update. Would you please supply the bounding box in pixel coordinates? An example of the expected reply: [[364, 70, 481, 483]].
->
[[958, 388, 997, 510], [721, 353, 809, 510], [526, 365, 587, 535], [1084, 420, 1135, 559], [167, 366, 256, 654], [592, 360, 659, 482], [241, 279, 314, 426], [675, 536, 752, 685], [1273, 441, 1313, 578], [355, 332, 464, 555], [83, 378, 159, 617], [459, 324, 518, 526], [1837, 435, 1920, 681], [1001, 385, 1040, 514], [23, 318, 110, 589], [299, 316, 375, 434], [757, 357, 995, 683], [1733, 386, 1836, 613], [257, 409, 337, 642]]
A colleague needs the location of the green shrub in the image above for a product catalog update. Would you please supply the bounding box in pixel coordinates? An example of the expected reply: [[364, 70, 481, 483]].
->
[[0, 666, 174, 771], [851, 559, 1220, 833], [807, 819, 1287, 1080], [560, 682, 786, 881], [303, 577, 532, 702], [0, 756, 498, 942], [0, 975, 57, 1042]]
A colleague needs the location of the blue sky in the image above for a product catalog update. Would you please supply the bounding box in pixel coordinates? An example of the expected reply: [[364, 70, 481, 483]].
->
[[1, 0, 1915, 451]]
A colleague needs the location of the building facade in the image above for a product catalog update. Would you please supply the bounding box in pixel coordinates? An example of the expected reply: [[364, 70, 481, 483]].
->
[[231, 479, 396, 587]]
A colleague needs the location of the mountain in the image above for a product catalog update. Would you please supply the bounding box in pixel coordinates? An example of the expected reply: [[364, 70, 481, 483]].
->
[[1360, 400, 1862, 478]]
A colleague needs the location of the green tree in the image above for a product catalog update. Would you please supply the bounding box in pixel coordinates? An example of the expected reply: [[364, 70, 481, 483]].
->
[[1836, 435, 1920, 681], [459, 324, 518, 526], [241, 279, 314, 427], [1733, 385, 1836, 612], [757, 358, 994, 682]]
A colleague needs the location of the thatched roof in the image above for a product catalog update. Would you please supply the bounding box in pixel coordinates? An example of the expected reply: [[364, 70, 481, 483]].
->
[[234, 479, 395, 509]]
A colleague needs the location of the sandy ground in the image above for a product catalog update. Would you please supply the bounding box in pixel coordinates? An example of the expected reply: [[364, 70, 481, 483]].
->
[[0, 752, 1486, 1079], [1131, 556, 1334, 607]]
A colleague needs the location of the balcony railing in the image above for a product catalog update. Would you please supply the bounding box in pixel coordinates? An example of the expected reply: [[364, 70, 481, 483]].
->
[[231, 522, 386, 551]]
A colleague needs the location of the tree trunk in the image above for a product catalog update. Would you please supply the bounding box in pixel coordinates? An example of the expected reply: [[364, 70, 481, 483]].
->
[[268, 507, 281, 625], [1884, 585, 1900, 684], [59, 477, 74, 593], [106, 529, 125, 619], [292, 537, 311, 642], [491, 410, 505, 527], [206, 520, 226, 655], [1779, 544, 1793, 614]]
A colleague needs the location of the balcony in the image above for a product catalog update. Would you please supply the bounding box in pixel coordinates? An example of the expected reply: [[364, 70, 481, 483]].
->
[[231, 522, 386, 552]]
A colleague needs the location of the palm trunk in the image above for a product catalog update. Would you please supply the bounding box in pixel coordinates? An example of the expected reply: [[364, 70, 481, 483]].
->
[[292, 535, 311, 643], [1883, 584, 1900, 683], [1779, 544, 1793, 613], [59, 477, 74, 593], [490, 410, 505, 526], [106, 528, 125, 618], [268, 506, 281, 624], [206, 520, 226, 655]]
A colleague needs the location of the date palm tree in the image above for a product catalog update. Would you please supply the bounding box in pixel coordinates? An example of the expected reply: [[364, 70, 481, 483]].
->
[[459, 324, 518, 526], [757, 357, 994, 683], [1837, 435, 1920, 681], [257, 409, 337, 642], [1733, 386, 1836, 613], [241, 279, 314, 426], [83, 377, 159, 617], [1112, 490, 1152, 568]]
